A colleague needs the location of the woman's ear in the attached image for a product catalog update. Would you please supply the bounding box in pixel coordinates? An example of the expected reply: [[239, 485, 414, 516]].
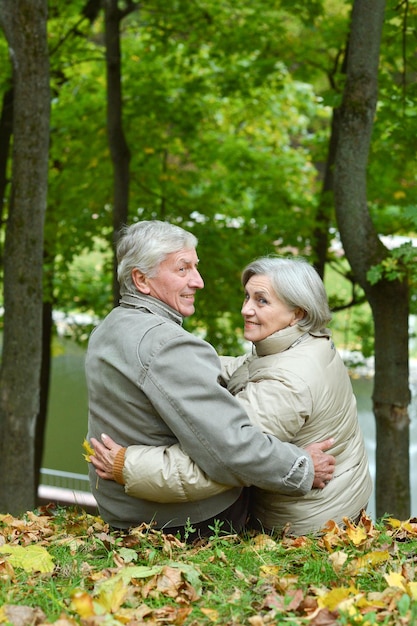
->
[[295, 307, 306, 321], [132, 268, 151, 294], [290, 307, 305, 326]]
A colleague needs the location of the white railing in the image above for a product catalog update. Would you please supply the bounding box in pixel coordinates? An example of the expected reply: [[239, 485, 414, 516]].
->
[[38, 468, 97, 510]]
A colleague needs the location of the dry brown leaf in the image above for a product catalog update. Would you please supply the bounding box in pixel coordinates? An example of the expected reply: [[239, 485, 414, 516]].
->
[[328, 550, 348, 573], [263, 587, 304, 612], [152, 605, 192, 623], [251, 534, 277, 550], [142, 565, 199, 603], [3, 605, 46, 626], [248, 616, 267, 625], [0, 555, 15, 580], [310, 607, 340, 625]]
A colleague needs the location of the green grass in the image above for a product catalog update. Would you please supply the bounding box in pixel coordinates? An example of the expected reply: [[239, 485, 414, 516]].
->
[[0, 506, 416, 625]]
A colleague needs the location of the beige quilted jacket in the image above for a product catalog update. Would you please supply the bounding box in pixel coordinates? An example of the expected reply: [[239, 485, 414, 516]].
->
[[121, 326, 372, 535]]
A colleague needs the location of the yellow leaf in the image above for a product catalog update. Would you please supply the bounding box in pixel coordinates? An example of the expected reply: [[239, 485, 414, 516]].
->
[[407, 581, 417, 600], [400, 521, 417, 536], [317, 586, 359, 611], [70, 591, 96, 618], [200, 608, 219, 622], [259, 565, 280, 578], [97, 576, 128, 613], [345, 523, 367, 546], [385, 517, 402, 529], [0, 544, 54, 573], [384, 572, 406, 590], [82, 438, 95, 462], [367, 549, 390, 565], [346, 550, 390, 575]]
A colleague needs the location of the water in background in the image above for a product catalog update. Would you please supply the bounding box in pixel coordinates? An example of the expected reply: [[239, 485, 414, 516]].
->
[[43, 341, 417, 518]]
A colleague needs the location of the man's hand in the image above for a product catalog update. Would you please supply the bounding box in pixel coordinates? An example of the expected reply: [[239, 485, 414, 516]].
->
[[305, 438, 336, 489], [89, 433, 123, 481]]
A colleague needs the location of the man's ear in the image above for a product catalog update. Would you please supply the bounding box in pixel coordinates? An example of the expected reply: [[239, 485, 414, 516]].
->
[[132, 268, 151, 294]]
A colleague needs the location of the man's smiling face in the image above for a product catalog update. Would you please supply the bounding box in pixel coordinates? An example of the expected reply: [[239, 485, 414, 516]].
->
[[144, 248, 204, 317]]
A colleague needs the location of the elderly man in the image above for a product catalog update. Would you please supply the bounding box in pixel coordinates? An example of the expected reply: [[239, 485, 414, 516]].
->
[[86, 220, 335, 537]]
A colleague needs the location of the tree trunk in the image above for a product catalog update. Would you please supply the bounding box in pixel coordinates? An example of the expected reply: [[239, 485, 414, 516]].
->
[[103, 0, 133, 305], [0, 0, 50, 514], [334, 0, 411, 518], [0, 86, 13, 236]]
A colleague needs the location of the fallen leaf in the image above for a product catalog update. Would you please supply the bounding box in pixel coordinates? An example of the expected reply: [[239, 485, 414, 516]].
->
[[97, 575, 130, 613], [248, 616, 266, 625], [317, 585, 361, 612], [346, 549, 390, 575], [343, 519, 368, 546], [153, 605, 192, 623], [328, 550, 348, 573], [309, 607, 339, 625], [70, 591, 96, 618], [259, 564, 280, 578], [407, 581, 417, 600], [200, 607, 219, 621], [251, 534, 277, 550], [2, 605, 46, 626], [384, 571, 406, 590], [0, 544, 54, 573], [263, 587, 304, 612]]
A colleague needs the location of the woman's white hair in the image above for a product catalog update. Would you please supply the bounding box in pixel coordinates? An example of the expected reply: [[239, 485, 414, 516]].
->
[[116, 220, 198, 295], [241, 256, 332, 332]]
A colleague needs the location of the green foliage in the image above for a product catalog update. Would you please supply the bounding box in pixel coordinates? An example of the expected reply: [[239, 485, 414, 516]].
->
[[367, 242, 417, 316], [1, 0, 416, 354]]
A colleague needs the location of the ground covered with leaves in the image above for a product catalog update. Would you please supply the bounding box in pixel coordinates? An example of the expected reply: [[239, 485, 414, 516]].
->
[[0, 507, 416, 626]]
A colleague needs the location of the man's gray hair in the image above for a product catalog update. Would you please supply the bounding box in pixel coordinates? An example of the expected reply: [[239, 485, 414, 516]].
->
[[117, 220, 198, 295], [241, 256, 332, 332]]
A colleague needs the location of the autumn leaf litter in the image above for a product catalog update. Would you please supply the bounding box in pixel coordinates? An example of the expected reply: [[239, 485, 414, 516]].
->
[[0, 507, 416, 625]]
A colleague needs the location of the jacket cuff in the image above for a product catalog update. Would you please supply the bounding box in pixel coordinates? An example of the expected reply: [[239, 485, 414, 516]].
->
[[113, 447, 127, 484]]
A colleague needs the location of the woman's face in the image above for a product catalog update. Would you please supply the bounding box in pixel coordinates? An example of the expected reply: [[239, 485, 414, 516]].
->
[[241, 274, 303, 342]]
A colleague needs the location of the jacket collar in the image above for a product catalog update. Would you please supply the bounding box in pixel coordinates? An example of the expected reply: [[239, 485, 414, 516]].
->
[[119, 292, 184, 326], [254, 326, 331, 357], [254, 326, 305, 356]]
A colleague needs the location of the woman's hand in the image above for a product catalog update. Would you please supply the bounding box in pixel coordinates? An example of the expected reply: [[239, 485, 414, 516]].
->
[[89, 433, 123, 481]]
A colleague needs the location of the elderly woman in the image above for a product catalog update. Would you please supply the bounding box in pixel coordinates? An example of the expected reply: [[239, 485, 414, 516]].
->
[[91, 255, 368, 536]]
